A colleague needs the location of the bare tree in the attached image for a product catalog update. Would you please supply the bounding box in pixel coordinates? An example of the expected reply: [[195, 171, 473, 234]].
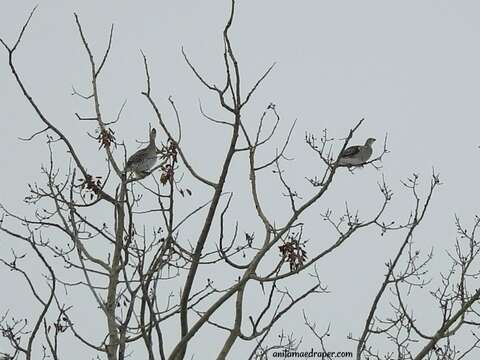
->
[[1, 1, 479, 360]]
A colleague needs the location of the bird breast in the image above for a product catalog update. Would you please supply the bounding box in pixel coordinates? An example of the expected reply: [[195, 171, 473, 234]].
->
[[359, 147, 373, 162]]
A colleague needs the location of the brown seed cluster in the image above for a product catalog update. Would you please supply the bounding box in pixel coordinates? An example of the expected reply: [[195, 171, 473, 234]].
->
[[78, 175, 102, 200], [97, 127, 116, 149], [279, 237, 307, 271], [159, 139, 178, 185]]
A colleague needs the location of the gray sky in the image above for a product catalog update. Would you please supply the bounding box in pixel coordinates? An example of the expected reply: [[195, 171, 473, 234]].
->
[[1, 1, 480, 359]]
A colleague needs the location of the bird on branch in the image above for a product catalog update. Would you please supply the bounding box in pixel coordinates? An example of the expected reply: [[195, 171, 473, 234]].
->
[[338, 138, 376, 167], [124, 127, 158, 177]]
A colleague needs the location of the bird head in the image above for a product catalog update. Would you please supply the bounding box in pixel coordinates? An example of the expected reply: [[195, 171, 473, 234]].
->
[[365, 138, 376, 146], [149, 128, 157, 142]]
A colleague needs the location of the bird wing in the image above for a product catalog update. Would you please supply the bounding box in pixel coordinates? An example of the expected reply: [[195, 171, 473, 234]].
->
[[126, 148, 148, 168], [340, 145, 362, 158]]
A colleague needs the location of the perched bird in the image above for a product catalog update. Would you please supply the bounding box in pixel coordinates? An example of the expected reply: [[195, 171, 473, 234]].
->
[[125, 128, 158, 177], [338, 138, 376, 167]]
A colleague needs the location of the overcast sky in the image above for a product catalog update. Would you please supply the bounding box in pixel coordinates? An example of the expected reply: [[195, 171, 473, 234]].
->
[[2, 1, 480, 359]]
